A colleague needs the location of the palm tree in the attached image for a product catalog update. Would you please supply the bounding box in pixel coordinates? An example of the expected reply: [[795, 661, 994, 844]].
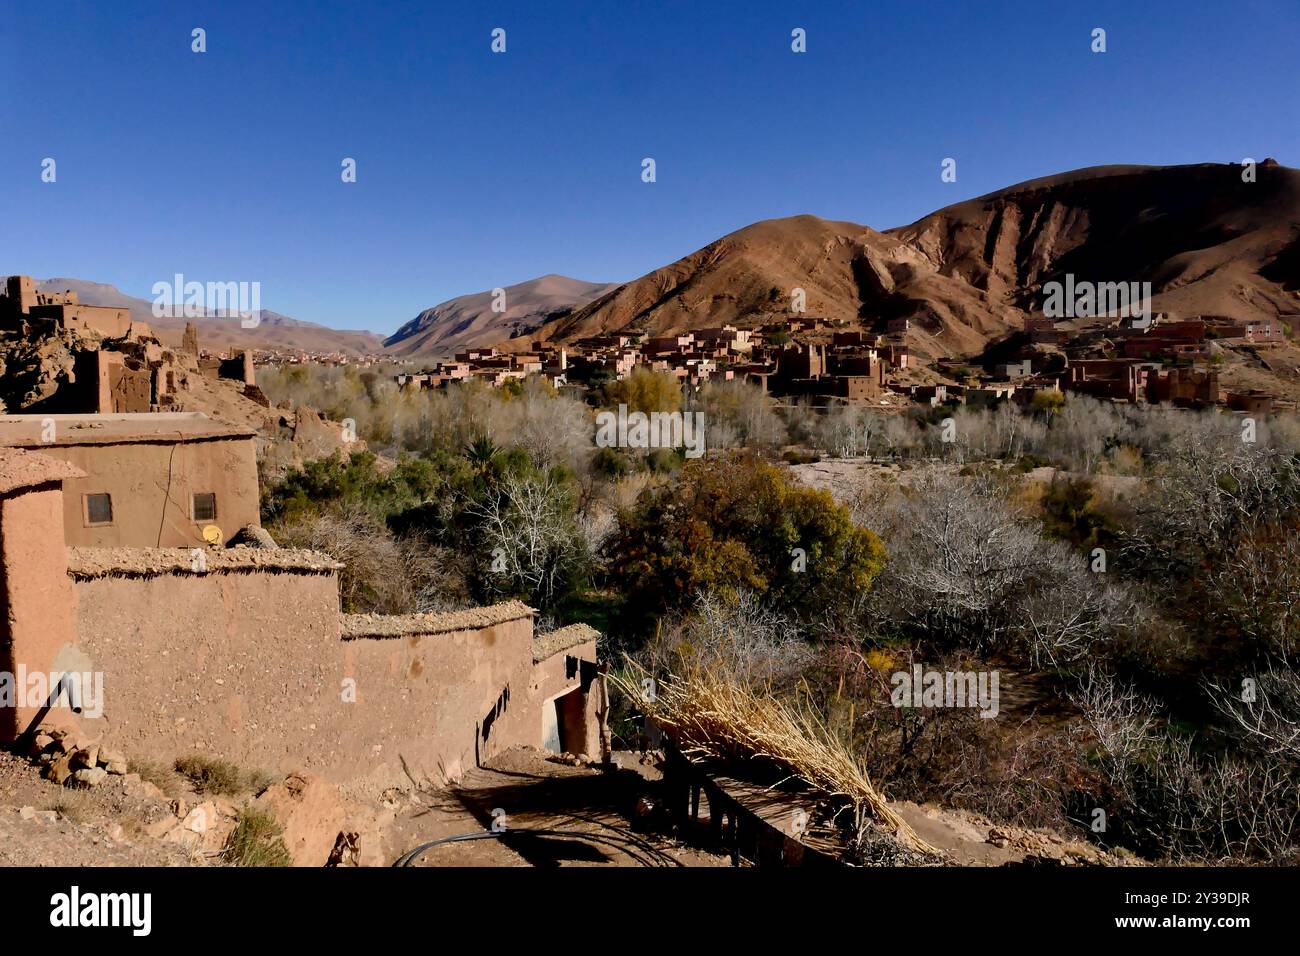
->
[[464, 434, 500, 472]]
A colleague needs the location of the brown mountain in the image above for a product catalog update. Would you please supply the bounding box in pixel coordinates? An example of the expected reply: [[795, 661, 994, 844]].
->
[[385, 274, 619, 358], [33, 278, 387, 355], [522, 161, 1300, 360]]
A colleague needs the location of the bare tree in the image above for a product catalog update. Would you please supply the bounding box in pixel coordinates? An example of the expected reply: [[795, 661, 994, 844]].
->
[[469, 470, 585, 608], [870, 475, 1132, 660], [1123, 438, 1300, 576], [678, 589, 811, 682]]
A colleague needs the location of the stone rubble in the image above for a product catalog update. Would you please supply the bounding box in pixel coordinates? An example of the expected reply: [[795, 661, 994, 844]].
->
[[28, 729, 131, 789]]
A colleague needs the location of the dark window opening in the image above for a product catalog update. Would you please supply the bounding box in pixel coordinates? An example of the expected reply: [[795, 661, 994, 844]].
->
[[85, 493, 113, 526], [192, 492, 217, 522]]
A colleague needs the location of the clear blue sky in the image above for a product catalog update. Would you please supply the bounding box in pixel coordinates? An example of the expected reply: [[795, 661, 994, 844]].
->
[[2, 0, 1296, 335]]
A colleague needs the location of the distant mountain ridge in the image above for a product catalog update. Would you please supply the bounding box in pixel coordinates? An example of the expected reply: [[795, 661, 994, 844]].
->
[[385, 274, 619, 358], [29, 161, 1300, 363]]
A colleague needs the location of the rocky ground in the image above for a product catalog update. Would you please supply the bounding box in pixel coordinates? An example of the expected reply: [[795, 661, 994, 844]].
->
[[0, 740, 1135, 868], [0, 749, 197, 866], [890, 800, 1138, 867], [0, 741, 731, 869]]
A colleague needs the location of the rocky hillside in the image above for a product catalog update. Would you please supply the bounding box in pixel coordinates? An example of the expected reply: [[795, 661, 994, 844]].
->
[[892, 161, 1300, 326], [521, 161, 1300, 361]]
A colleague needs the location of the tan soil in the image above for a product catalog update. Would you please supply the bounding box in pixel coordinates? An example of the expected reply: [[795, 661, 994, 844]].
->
[[388, 746, 731, 868]]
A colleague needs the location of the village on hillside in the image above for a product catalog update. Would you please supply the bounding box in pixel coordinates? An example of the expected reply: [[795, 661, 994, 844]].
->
[[384, 307, 1295, 416]]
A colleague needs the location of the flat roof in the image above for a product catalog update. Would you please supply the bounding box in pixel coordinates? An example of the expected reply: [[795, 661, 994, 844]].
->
[[533, 623, 601, 663], [0, 413, 256, 448], [66, 546, 344, 579], [0, 447, 85, 495], [341, 600, 536, 639]]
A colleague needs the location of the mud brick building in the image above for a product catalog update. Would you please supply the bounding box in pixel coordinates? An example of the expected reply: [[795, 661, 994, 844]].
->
[[0, 412, 260, 547], [0, 447, 603, 794]]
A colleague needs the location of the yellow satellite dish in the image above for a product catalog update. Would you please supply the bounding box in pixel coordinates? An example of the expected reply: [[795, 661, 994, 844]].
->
[[202, 525, 223, 545]]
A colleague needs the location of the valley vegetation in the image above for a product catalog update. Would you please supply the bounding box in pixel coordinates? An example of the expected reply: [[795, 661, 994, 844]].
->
[[258, 362, 1300, 864]]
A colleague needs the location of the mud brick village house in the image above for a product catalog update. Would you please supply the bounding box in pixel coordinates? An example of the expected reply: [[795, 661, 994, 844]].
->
[[0, 277, 604, 800], [0, 440, 604, 796], [0, 413, 260, 548]]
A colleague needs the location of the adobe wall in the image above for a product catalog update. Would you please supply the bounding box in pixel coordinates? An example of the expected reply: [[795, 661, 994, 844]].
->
[[38, 437, 260, 547], [335, 611, 599, 791], [338, 609, 542, 789], [217, 350, 256, 386], [531, 629, 603, 757], [68, 558, 600, 796], [68, 552, 343, 771], [29, 304, 138, 339], [0, 483, 80, 740]]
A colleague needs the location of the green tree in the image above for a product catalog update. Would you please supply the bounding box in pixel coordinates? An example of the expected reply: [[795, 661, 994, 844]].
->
[[606, 453, 885, 631]]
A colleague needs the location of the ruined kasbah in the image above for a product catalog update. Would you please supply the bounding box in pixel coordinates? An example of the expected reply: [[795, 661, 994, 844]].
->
[[0, 275, 603, 868]]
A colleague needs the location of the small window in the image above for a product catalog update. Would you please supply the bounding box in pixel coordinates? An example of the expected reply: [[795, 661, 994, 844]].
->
[[192, 492, 217, 523], [84, 493, 113, 526]]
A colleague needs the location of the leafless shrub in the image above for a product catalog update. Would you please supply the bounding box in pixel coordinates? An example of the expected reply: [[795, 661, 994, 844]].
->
[[576, 503, 617, 556], [810, 643, 1093, 833], [1116, 734, 1300, 864], [469, 469, 587, 608], [1020, 569, 1146, 669], [641, 589, 810, 685], [693, 379, 787, 450], [1069, 667, 1160, 771], [261, 366, 596, 473], [1209, 664, 1300, 764], [1204, 520, 1300, 659], [1072, 666, 1300, 863], [688, 590, 809, 681], [1124, 439, 1300, 575], [272, 509, 468, 614], [869, 475, 1133, 661]]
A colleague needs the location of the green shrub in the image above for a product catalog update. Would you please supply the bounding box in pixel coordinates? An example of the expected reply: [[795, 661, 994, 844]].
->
[[224, 808, 292, 867], [606, 452, 885, 631], [592, 446, 630, 478], [645, 448, 683, 474]]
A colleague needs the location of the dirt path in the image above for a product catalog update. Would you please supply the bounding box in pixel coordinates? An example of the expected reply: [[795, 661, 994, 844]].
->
[[388, 747, 730, 868]]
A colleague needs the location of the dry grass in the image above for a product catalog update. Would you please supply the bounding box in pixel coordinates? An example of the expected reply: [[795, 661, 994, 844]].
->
[[223, 808, 292, 867], [128, 758, 180, 797], [614, 658, 937, 856], [174, 755, 277, 796], [43, 791, 91, 823]]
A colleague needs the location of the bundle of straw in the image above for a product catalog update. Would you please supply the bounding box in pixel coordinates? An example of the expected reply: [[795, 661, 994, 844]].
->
[[615, 658, 938, 857]]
